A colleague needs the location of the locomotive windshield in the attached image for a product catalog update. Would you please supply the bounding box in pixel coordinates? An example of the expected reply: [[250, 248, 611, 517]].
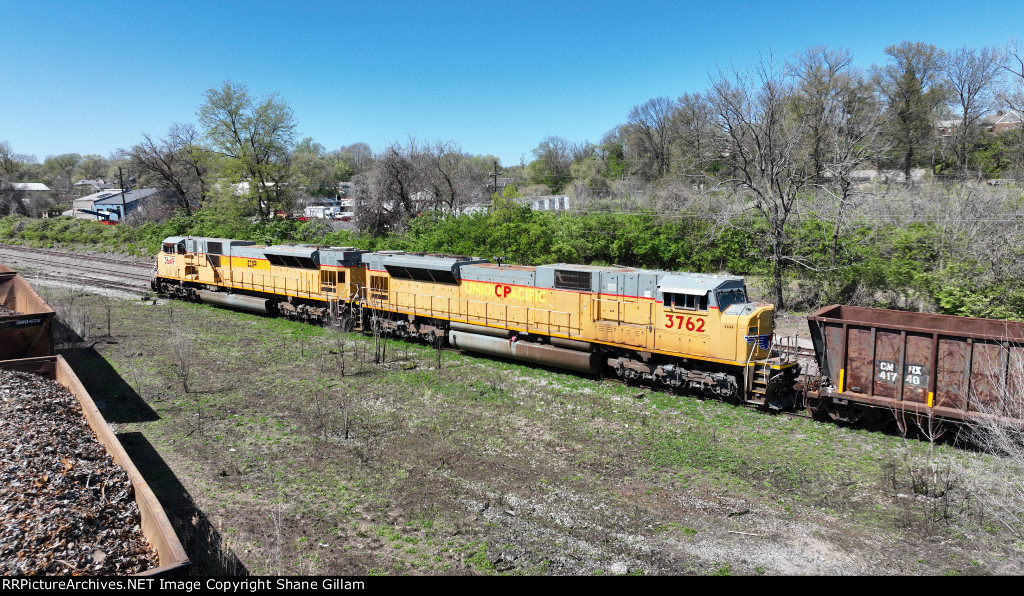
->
[[716, 288, 747, 311]]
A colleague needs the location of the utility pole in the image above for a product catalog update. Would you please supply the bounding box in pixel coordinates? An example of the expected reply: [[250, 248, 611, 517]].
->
[[117, 167, 127, 222], [489, 160, 500, 198]]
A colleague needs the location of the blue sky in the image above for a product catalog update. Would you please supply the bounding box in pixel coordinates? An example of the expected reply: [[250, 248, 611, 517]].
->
[[2, 0, 1021, 167]]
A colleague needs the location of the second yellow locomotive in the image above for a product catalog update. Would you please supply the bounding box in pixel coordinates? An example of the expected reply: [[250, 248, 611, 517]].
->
[[154, 236, 799, 406]]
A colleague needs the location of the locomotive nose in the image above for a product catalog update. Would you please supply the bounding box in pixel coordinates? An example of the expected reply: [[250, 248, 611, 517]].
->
[[742, 305, 776, 357]]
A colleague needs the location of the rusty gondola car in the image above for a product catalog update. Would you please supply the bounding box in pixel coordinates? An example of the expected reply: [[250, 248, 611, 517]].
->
[[0, 356, 191, 575], [0, 264, 55, 360], [805, 305, 1024, 435]]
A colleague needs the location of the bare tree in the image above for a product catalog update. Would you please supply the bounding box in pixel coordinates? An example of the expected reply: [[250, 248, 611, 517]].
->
[[669, 92, 720, 179], [709, 56, 814, 308], [355, 143, 416, 235], [129, 123, 210, 214], [0, 141, 24, 180], [412, 139, 479, 213], [813, 70, 888, 295], [1001, 37, 1024, 112], [791, 46, 855, 181], [170, 327, 196, 394], [0, 179, 27, 216], [945, 46, 1003, 174], [624, 96, 678, 180]]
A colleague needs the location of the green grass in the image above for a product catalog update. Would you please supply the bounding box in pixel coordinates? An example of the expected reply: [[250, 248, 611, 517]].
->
[[33, 288, 1017, 576]]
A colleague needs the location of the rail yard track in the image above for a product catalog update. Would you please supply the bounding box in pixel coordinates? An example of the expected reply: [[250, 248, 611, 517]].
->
[[0, 244, 153, 296]]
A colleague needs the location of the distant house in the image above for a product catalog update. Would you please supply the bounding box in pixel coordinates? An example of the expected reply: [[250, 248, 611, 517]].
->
[[12, 182, 50, 193], [936, 119, 961, 137], [982, 110, 1024, 134], [74, 179, 115, 195], [72, 188, 175, 221], [936, 111, 1024, 139], [10, 183, 51, 211]]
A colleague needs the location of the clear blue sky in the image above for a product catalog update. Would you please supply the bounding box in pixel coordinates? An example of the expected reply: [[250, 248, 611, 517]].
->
[[2, 0, 1021, 167]]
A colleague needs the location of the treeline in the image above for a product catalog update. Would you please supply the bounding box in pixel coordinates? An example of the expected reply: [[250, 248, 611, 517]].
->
[[3, 176, 1022, 319], [3, 40, 1024, 318]]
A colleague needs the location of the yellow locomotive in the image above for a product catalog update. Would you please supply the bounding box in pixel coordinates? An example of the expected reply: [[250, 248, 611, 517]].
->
[[154, 236, 799, 406]]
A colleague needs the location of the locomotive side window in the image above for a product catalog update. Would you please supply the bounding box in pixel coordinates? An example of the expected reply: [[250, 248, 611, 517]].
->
[[320, 270, 337, 285], [663, 292, 708, 311]]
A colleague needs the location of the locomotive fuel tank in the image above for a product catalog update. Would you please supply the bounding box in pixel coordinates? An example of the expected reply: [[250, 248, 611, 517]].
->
[[448, 329, 601, 373]]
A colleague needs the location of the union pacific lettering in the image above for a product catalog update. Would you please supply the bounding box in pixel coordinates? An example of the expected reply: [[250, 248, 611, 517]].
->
[[463, 280, 547, 303]]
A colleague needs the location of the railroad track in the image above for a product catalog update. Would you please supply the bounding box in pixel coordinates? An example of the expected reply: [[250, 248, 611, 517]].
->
[[0, 244, 153, 296], [0, 244, 150, 270], [27, 271, 151, 295]]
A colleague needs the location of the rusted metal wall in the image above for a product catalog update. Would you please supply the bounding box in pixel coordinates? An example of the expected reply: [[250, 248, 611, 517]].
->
[[0, 270, 54, 360], [808, 305, 1024, 420]]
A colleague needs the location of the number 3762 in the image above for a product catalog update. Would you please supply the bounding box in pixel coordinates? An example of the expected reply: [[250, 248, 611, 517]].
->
[[665, 315, 705, 332]]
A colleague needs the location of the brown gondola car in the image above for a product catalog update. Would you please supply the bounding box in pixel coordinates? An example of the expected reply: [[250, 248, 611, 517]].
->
[[0, 356, 191, 575], [806, 305, 1024, 434], [0, 265, 54, 360]]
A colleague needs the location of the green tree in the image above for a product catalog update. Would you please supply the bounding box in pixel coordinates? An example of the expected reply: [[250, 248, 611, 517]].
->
[[291, 137, 335, 197], [42, 153, 82, 197], [873, 41, 949, 181], [329, 142, 374, 182], [198, 81, 297, 218], [72, 154, 111, 182]]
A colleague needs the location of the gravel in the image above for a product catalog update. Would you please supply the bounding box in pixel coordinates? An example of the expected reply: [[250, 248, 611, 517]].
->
[[0, 369, 158, 575], [0, 305, 23, 316]]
